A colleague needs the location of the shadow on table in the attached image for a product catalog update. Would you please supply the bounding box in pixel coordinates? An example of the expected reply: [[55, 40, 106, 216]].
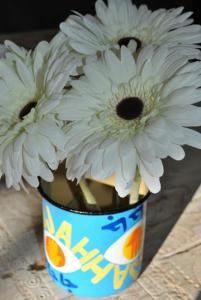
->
[[0, 220, 44, 278], [196, 292, 201, 300], [141, 141, 201, 273]]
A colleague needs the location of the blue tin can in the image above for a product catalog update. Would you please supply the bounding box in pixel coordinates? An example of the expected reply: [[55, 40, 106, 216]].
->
[[42, 193, 148, 298]]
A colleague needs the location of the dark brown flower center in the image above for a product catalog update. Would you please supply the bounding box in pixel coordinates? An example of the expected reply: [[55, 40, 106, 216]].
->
[[116, 97, 144, 120], [70, 74, 84, 80], [118, 37, 142, 50], [19, 101, 37, 120]]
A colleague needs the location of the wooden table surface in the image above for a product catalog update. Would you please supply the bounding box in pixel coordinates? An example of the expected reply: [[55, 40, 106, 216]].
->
[[0, 30, 201, 300]]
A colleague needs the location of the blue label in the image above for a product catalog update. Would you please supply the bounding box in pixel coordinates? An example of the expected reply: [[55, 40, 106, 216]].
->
[[42, 198, 146, 297]]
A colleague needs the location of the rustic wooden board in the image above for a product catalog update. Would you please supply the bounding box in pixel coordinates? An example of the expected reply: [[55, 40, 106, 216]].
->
[[0, 30, 201, 300], [0, 29, 57, 48]]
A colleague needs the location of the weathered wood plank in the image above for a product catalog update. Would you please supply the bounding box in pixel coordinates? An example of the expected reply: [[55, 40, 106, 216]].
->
[[0, 29, 57, 48]]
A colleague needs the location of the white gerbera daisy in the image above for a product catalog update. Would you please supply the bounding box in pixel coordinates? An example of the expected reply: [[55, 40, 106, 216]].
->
[[0, 39, 80, 190], [57, 46, 201, 197], [60, 0, 201, 57]]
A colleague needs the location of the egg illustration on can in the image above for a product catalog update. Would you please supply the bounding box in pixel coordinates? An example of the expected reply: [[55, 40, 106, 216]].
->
[[104, 223, 143, 265], [44, 231, 81, 273]]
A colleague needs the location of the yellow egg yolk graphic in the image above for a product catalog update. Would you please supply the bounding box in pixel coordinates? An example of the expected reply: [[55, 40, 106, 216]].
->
[[46, 236, 66, 267], [123, 225, 143, 260]]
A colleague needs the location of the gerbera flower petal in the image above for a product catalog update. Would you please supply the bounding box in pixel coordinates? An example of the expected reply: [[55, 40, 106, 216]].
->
[[0, 38, 79, 189], [163, 105, 201, 127], [58, 45, 201, 197], [138, 158, 161, 194], [22, 171, 39, 188], [161, 73, 201, 98], [39, 161, 54, 182], [166, 144, 185, 161], [181, 127, 201, 149], [119, 142, 137, 182], [23, 151, 40, 177], [163, 88, 201, 106], [36, 135, 58, 170], [15, 59, 36, 91], [84, 63, 112, 91], [60, 0, 201, 58]]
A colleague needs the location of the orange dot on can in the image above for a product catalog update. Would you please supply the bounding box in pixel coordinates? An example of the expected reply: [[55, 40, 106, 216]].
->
[[123, 225, 143, 260], [45, 236, 66, 267]]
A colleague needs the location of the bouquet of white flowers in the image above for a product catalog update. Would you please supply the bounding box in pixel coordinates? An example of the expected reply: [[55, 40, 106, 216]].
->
[[1, 0, 201, 209], [2, 1, 201, 297]]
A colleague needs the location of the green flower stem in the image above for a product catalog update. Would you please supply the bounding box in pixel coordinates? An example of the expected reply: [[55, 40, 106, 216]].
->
[[129, 170, 141, 205], [79, 178, 101, 211]]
